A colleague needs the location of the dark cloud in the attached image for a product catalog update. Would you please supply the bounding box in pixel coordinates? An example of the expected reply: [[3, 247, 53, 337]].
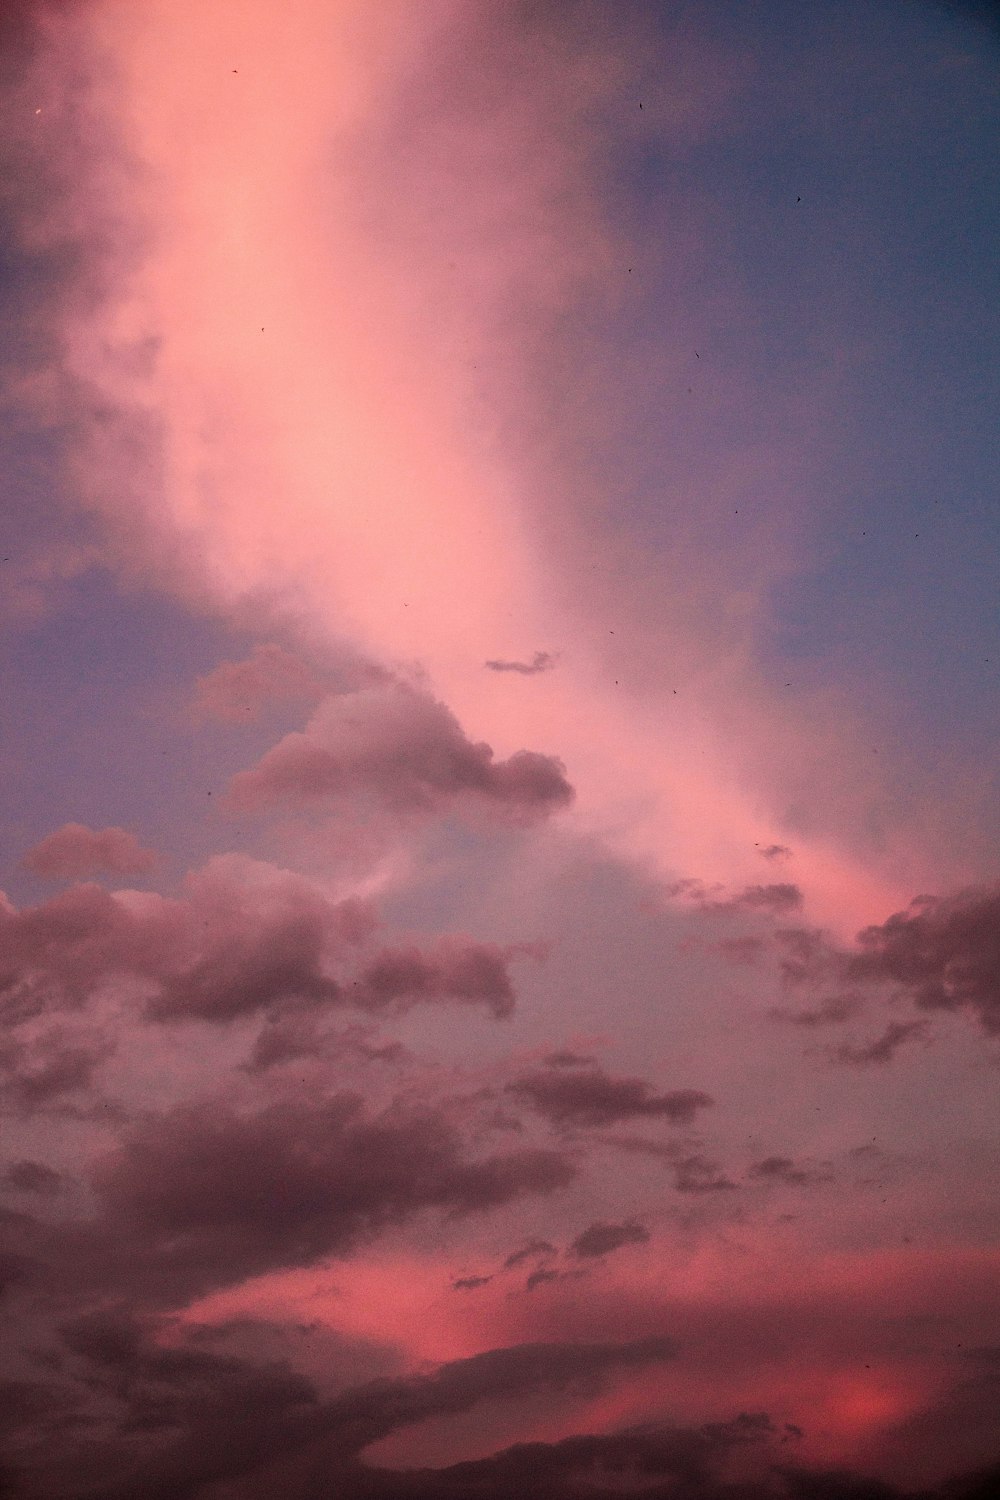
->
[[719, 935, 766, 965], [227, 683, 573, 821], [771, 884, 1000, 1043], [503, 1239, 556, 1270], [0, 1024, 113, 1113], [352, 1410, 777, 1500], [327, 1336, 677, 1454], [672, 1154, 738, 1194], [80, 1094, 575, 1303], [569, 1219, 649, 1258], [748, 1157, 831, 1188], [11, 1324, 679, 1500], [1, 1160, 65, 1195], [845, 888, 1000, 1035], [5, 1294, 1000, 1499], [600, 1135, 738, 1195], [770, 996, 863, 1028], [772, 927, 839, 987], [351, 939, 516, 1019], [758, 845, 793, 862], [452, 1274, 492, 1291], [509, 1064, 712, 1129], [732, 884, 803, 915], [21, 822, 158, 879], [484, 651, 557, 675], [526, 1266, 562, 1291], [833, 1020, 928, 1067]]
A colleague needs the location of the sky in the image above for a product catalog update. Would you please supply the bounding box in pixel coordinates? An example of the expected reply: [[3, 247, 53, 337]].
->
[[1, 1, 999, 1496]]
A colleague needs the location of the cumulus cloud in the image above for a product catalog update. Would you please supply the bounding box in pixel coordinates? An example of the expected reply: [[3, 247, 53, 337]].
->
[[767, 884, 1000, 1045], [569, 1219, 650, 1258], [0, 856, 524, 1036], [846, 888, 1000, 1035], [350, 939, 517, 1019], [21, 823, 158, 879], [508, 1064, 712, 1129], [190, 643, 327, 722], [227, 683, 573, 821]]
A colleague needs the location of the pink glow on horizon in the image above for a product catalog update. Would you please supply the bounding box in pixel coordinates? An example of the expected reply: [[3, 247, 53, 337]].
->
[[181, 1234, 981, 1476]]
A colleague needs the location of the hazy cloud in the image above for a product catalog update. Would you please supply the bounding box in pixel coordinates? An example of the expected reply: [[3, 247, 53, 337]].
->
[[191, 643, 326, 722], [834, 1019, 929, 1067], [484, 651, 557, 675]]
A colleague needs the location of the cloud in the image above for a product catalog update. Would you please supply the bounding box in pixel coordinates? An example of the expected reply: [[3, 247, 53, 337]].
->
[[730, 884, 803, 915], [321, 1335, 678, 1457], [452, 1274, 492, 1291], [772, 884, 1000, 1042], [0, 1024, 114, 1113], [769, 995, 863, 1028], [484, 651, 557, 675], [1, 1160, 65, 1195], [352, 1410, 776, 1500], [758, 844, 793, 862], [845, 888, 1000, 1035], [672, 1154, 739, 1194], [833, 1020, 929, 1067], [503, 1239, 556, 1270], [508, 1064, 712, 1129], [84, 1094, 576, 1302], [227, 683, 573, 822], [190, 643, 327, 722], [351, 939, 517, 1020], [601, 1136, 738, 1194], [30, 1320, 680, 1500], [0, 855, 522, 1035], [21, 823, 158, 879], [747, 1157, 831, 1188], [569, 1219, 650, 1258]]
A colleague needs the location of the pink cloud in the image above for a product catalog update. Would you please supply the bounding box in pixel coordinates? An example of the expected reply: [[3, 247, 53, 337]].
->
[[22, 822, 158, 879], [190, 642, 326, 722]]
